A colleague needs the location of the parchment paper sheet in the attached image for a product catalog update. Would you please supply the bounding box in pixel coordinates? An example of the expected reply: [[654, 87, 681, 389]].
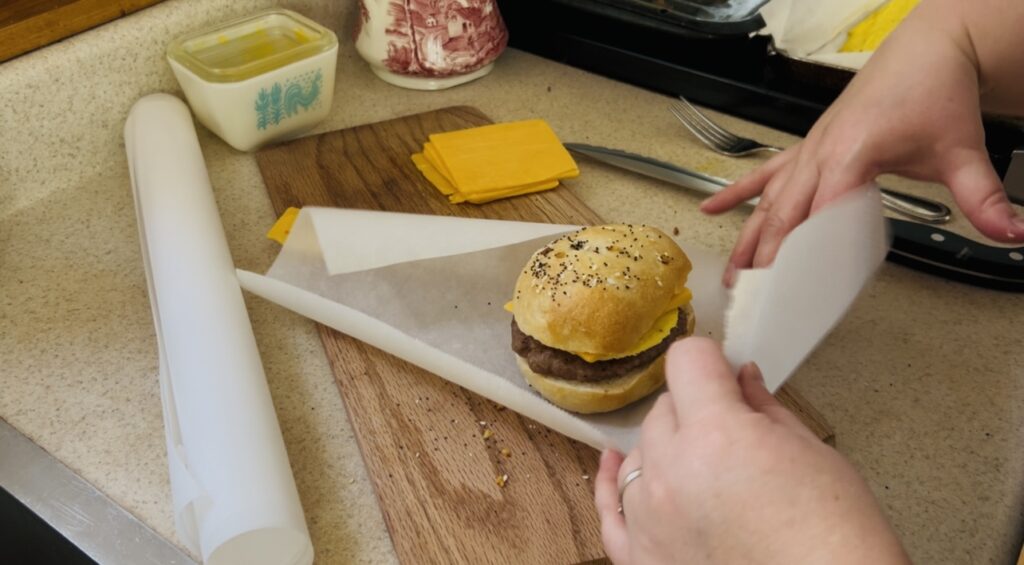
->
[[238, 189, 886, 452]]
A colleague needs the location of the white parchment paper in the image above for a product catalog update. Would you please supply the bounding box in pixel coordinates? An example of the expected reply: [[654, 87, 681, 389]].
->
[[238, 189, 887, 452], [724, 187, 890, 387], [126, 94, 312, 565]]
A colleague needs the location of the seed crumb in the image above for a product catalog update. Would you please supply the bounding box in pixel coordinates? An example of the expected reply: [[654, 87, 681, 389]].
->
[[495, 474, 509, 488], [673, 226, 680, 236], [482, 429, 494, 440], [500, 447, 512, 458]]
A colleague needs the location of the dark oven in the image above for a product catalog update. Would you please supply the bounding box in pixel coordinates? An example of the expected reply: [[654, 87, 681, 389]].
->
[[496, 0, 1024, 198]]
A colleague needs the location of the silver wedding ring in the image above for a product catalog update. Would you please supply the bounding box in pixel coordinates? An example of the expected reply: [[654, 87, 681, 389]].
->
[[616, 467, 643, 515]]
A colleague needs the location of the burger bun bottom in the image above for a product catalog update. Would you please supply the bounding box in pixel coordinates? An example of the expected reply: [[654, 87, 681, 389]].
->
[[516, 305, 695, 414], [516, 354, 668, 414]]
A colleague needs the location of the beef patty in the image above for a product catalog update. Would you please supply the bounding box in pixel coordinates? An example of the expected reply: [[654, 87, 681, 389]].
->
[[511, 308, 689, 383]]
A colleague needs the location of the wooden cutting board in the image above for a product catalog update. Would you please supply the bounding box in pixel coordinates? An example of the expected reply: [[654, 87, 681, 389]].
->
[[255, 106, 834, 564]]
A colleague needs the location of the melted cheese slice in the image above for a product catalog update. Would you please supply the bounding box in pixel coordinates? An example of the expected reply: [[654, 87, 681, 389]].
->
[[575, 287, 692, 362], [506, 287, 693, 363]]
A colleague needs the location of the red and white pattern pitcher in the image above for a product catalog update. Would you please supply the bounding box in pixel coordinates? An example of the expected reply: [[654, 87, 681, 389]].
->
[[355, 0, 508, 90]]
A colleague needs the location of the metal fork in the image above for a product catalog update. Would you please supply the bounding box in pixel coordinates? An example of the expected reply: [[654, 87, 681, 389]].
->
[[670, 96, 952, 224]]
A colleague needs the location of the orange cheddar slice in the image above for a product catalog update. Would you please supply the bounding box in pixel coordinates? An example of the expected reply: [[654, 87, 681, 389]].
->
[[422, 141, 456, 185], [412, 153, 457, 196], [266, 206, 301, 244], [410, 119, 579, 204], [449, 180, 559, 204], [428, 119, 578, 194]]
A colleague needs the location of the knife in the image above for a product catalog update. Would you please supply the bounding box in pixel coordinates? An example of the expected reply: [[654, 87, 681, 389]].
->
[[566, 142, 1024, 292]]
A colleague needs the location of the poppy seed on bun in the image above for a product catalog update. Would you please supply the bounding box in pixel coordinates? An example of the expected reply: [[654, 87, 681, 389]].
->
[[508, 224, 695, 413]]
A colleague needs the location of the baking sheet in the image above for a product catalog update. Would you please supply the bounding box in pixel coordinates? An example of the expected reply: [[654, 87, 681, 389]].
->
[[610, 0, 768, 23], [760, 0, 886, 70]]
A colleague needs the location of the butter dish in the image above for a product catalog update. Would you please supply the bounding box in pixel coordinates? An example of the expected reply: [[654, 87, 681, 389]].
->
[[167, 9, 338, 151]]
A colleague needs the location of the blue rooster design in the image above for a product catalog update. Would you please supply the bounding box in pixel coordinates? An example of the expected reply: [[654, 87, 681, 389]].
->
[[255, 70, 324, 130]]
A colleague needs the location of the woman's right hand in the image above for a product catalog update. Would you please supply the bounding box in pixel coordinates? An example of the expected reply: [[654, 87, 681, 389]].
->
[[700, 0, 1024, 286]]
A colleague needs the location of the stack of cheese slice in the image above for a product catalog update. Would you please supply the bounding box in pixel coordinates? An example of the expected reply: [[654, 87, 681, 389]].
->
[[412, 119, 579, 204]]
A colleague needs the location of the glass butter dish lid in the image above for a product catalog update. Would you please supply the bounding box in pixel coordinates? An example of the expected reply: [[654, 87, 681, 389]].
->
[[165, 8, 339, 151], [167, 9, 337, 83]]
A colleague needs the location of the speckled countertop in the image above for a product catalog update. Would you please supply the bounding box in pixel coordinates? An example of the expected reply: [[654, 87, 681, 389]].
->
[[1, 1, 1022, 563]]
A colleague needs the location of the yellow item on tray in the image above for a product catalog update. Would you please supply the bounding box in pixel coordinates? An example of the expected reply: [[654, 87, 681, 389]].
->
[[411, 119, 579, 204], [840, 0, 920, 53], [504, 286, 692, 362], [267, 206, 301, 244]]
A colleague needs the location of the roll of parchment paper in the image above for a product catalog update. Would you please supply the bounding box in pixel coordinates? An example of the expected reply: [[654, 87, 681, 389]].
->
[[125, 93, 312, 565]]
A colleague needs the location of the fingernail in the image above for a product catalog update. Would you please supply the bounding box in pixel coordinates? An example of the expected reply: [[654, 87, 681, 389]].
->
[[722, 263, 737, 288], [741, 362, 764, 384]]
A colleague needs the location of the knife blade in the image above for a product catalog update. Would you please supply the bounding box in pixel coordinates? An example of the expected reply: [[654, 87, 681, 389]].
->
[[566, 142, 1024, 292], [565, 142, 750, 204]]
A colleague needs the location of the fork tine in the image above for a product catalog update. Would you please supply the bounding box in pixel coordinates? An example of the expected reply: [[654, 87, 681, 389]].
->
[[669, 103, 732, 149], [668, 105, 718, 148], [670, 102, 731, 147], [675, 97, 741, 145]]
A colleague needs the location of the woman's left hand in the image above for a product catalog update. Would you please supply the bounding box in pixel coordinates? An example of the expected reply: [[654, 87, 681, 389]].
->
[[593, 338, 910, 565]]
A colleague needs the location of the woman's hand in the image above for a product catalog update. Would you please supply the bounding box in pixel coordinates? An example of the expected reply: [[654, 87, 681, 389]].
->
[[594, 338, 910, 565], [700, 2, 1024, 286]]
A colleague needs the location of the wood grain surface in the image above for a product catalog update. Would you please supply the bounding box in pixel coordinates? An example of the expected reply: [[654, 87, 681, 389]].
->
[[255, 106, 834, 564], [0, 0, 163, 63]]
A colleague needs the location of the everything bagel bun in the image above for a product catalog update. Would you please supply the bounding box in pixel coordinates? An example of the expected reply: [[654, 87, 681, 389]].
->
[[508, 224, 695, 413]]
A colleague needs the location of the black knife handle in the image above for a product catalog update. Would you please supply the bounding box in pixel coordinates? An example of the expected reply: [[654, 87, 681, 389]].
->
[[887, 219, 1024, 292]]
